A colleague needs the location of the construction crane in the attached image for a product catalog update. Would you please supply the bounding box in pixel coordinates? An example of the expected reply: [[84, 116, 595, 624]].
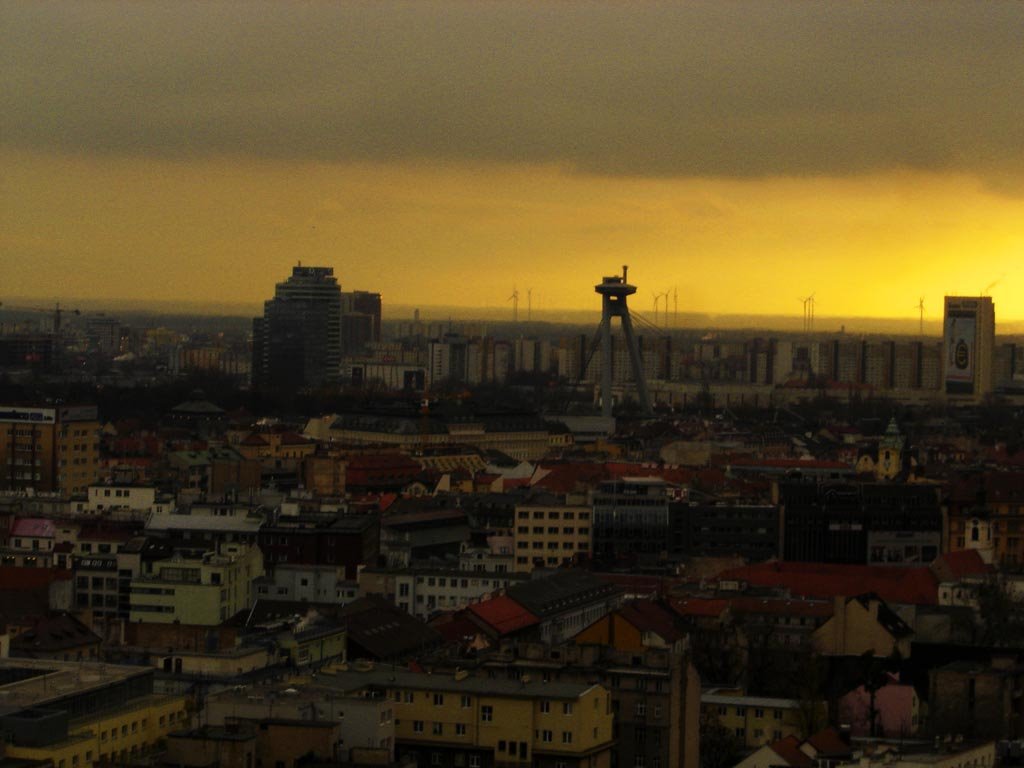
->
[[26, 302, 81, 335]]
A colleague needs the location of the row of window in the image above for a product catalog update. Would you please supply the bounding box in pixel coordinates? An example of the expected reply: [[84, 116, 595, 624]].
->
[[516, 526, 590, 536], [517, 510, 591, 521]]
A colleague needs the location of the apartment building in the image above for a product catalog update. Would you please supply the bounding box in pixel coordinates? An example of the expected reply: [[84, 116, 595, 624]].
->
[[702, 691, 816, 749], [0, 405, 100, 497], [513, 504, 592, 572], [129, 543, 263, 624], [316, 664, 615, 768]]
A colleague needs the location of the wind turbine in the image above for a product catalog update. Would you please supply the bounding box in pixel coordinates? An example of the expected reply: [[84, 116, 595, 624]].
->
[[508, 286, 520, 323], [915, 297, 925, 335], [651, 291, 661, 326], [527, 288, 532, 322]]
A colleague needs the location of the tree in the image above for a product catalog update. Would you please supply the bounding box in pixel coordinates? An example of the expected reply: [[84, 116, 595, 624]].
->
[[699, 710, 745, 768]]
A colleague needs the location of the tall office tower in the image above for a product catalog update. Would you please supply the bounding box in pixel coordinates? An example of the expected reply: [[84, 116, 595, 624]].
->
[[0, 405, 100, 496], [944, 296, 996, 400], [340, 290, 382, 355], [252, 265, 342, 392]]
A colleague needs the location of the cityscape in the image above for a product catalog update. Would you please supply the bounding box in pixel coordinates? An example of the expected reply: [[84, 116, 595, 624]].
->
[[3, 4, 1024, 768]]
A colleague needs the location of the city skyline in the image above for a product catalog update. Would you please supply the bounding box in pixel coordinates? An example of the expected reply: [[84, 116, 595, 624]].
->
[[3, 3, 1023, 320]]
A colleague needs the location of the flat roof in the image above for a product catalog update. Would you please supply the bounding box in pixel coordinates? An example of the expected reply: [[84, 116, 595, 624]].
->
[[0, 659, 152, 716], [316, 665, 601, 702]]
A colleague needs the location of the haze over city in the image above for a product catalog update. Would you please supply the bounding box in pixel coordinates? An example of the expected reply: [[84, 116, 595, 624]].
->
[[3, 2, 1023, 321]]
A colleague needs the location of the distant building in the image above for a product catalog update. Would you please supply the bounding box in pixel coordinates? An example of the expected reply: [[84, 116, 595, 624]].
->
[[944, 295, 996, 400], [592, 477, 670, 563], [252, 264, 343, 392]]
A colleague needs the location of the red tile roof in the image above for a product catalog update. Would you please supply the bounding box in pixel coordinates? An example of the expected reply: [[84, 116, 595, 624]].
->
[[717, 562, 938, 606], [770, 736, 814, 768], [10, 519, 55, 539], [467, 596, 539, 635], [617, 601, 688, 643], [668, 597, 730, 618], [803, 727, 850, 756], [931, 549, 993, 580]]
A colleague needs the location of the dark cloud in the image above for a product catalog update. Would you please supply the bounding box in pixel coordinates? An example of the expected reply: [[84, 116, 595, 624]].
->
[[3, 2, 1023, 180]]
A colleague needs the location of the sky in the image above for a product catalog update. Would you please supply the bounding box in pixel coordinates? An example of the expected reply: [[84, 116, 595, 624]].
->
[[2, 2, 1024, 322]]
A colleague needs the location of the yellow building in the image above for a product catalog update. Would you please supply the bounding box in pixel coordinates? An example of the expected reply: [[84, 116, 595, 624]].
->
[[702, 691, 821, 748], [513, 504, 592, 572], [129, 543, 263, 625], [0, 659, 189, 768], [811, 595, 913, 659], [316, 663, 615, 767], [0, 405, 100, 497]]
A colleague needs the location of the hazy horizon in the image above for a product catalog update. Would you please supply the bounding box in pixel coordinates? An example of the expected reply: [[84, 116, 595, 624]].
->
[[4, 295, 1022, 337]]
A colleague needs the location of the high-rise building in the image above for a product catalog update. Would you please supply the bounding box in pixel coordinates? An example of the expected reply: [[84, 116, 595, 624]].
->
[[0, 405, 101, 496], [340, 290, 382, 356], [252, 265, 342, 392], [944, 296, 996, 400]]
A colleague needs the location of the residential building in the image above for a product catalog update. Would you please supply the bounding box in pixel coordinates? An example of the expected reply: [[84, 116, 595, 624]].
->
[[128, 542, 263, 625], [513, 503, 592, 572], [314, 664, 615, 768], [258, 512, 379, 580], [0, 405, 100, 497], [701, 691, 820, 749], [0, 658, 189, 768], [359, 565, 529, 619]]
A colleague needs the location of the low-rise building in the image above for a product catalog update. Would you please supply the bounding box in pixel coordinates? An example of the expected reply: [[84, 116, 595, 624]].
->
[[128, 543, 263, 625]]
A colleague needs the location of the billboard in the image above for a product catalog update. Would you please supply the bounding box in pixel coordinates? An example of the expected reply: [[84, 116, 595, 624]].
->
[[945, 309, 976, 394], [0, 407, 56, 424]]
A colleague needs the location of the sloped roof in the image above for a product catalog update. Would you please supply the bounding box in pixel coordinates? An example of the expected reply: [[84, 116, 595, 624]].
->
[[930, 549, 993, 582], [467, 596, 539, 635], [770, 735, 814, 767], [12, 613, 101, 652], [668, 597, 729, 619], [803, 727, 850, 757], [718, 561, 938, 606], [337, 596, 442, 660], [10, 518, 55, 539], [616, 601, 688, 643], [507, 570, 620, 618]]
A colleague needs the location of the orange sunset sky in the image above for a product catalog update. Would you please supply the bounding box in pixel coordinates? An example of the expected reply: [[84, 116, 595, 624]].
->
[[2, 3, 1023, 321]]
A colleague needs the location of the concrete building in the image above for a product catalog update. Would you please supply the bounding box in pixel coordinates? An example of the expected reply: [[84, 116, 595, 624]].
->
[[252, 264, 343, 392], [359, 565, 528, 619], [0, 405, 100, 497], [128, 542, 263, 625], [0, 658, 189, 768]]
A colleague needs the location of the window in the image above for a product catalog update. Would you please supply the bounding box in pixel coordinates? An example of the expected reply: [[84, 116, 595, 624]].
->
[[404, 692, 414, 703], [456, 723, 467, 736], [434, 693, 444, 706], [461, 694, 471, 708], [540, 701, 550, 713], [433, 722, 443, 735], [561, 731, 573, 744], [773, 709, 782, 720], [482, 706, 493, 722], [469, 757, 481, 768], [542, 730, 553, 743], [635, 702, 646, 716], [563, 702, 573, 715], [754, 708, 764, 718], [413, 721, 424, 733]]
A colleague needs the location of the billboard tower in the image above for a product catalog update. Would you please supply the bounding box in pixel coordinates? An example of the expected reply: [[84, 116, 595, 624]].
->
[[595, 267, 652, 418], [944, 296, 995, 400]]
